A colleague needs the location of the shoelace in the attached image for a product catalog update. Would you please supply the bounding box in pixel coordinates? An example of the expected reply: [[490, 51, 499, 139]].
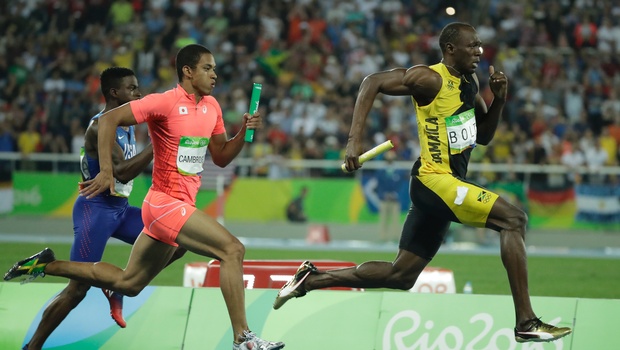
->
[[524, 317, 545, 331], [294, 263, 317, 291], [242, 331, 279, 347]]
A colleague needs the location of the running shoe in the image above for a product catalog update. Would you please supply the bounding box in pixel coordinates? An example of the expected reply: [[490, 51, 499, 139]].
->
[[273, 260, 317, 310], [4, 248, 56, 284], [233, 330, 284, 350], [102, 289, 127, 328], [515, 317, 572, 343]]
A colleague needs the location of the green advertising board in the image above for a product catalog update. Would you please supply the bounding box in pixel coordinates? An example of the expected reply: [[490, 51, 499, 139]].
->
[[0, 283, 191, 350], [2, 283, 619, 349], [9, 172, 620, 230]]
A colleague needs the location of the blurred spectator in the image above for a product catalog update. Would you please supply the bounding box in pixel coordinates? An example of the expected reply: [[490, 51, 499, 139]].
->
[[597, 17, 617, 53], [573, 14, 598, 49], [286, 185, 308, 223], [17, 119, 40, 171], [249, 131, 273, 177], [266, 137, 289, 180], [321, 135, 341, 177], [109, 0, 134, 27], [0, 119, 16, 152], [374, 150, 406, 242], [599, 126, 618, 165], [564, 83, 585, 124], [561, 132, 585, 184], [584, 137, 609, 184], [0, 0, 618, 179], [490, 121, 514, 163]]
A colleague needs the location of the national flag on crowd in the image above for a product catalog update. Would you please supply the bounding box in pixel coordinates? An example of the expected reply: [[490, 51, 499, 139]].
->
[[575, 184, 620, 224], [526, 177, 576, 228]]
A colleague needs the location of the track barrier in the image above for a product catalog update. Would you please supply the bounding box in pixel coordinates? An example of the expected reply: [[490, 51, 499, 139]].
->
[[0, 283, 616, 349]]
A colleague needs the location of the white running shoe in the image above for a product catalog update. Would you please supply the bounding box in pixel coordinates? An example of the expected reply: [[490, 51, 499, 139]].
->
[[232, 330, 284, 350], [273, 260, 317, 310]]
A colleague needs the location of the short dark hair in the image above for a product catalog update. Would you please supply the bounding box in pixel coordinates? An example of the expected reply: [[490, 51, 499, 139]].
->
[[100, 67, 135, 100], [439, 22, 474, 53], [176, 44, 212, 82]]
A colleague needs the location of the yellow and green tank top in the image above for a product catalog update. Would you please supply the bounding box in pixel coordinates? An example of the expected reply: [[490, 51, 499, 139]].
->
[[413, 63, 478, 178]]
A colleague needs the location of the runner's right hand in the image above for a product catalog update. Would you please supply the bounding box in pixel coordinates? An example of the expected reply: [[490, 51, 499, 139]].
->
[[79, 171, 115, 199]]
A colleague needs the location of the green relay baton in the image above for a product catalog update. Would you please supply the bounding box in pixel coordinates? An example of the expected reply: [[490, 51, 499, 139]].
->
[[244, 83, 262, 142]]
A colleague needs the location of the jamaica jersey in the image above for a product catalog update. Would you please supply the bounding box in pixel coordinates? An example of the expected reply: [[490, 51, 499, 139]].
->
[[412, 63, 478, 179]]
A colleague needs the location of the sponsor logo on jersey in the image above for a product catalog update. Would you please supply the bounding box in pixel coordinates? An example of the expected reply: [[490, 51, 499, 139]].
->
[[477, 190, 492, 203]]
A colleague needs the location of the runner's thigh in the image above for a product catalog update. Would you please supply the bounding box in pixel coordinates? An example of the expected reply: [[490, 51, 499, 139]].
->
[[71, 196, 121, 262], [112, 205, 143, 245], [175, 209, 241, 260], [122, 233, 176, 286], [411, 173, 498, 228]]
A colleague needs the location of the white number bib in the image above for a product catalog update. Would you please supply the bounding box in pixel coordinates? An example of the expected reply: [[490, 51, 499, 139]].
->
[[177, 136, 209, 175], [79, 147, 90, 180], [445, 109, 477, 155], [113, 179, 133, 198]]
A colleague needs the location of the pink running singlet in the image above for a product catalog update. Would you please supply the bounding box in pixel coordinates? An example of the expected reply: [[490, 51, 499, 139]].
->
[[130, 85, 226, 245]]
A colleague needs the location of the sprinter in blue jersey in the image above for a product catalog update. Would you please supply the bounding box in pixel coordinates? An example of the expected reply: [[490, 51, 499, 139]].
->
[[22, 67, 185, 350]]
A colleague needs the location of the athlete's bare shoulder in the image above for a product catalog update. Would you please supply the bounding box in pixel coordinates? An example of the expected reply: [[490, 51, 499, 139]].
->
[[404, 65, 442, 106]]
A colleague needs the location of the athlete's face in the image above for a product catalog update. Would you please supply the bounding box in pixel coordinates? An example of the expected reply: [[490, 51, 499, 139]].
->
[[450, 28, 482, 74], [115, 76, 141, 104], [189, 53, 217, 96]]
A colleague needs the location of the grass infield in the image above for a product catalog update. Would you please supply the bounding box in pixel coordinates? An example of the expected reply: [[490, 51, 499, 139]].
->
[[1, 242, 618, 299]]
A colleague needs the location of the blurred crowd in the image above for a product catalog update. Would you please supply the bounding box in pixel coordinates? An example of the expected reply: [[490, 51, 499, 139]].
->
[[1, 0, 620, 180]]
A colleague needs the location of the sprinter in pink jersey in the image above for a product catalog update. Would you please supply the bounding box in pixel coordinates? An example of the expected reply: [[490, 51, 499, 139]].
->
[[5, 44, 284, 350]]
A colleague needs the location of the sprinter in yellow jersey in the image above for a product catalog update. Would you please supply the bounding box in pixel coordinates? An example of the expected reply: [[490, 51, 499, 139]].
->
[[274, 22, 571, 344]]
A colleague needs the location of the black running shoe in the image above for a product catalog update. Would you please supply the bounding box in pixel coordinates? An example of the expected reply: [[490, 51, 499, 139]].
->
[[4, 248, 56, 284]]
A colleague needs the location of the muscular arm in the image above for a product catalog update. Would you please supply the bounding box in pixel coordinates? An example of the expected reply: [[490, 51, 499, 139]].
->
[[207, 132, 245, 168], [85, 121, 153, 184], [97, 104, 139, 175], [79, 104, 139, 198], [113, 143, 153, 183], [474, 94, 504, 145], [345, 66, 441, 170], [208, 112, 261, 168], [474, 67, 507, 145]]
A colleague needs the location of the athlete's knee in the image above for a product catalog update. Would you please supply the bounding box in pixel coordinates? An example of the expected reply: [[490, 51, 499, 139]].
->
[[118, 283, 147, 297], [221, 237, 245, 262], [394, 274, 419, 290], [389, 268, 421, 290], [113, 275, 149, 297], [66, 282, 90, 298], [505, 208, 528, 232], [61, 282, 90, 304], [123, 287, 143, 297]]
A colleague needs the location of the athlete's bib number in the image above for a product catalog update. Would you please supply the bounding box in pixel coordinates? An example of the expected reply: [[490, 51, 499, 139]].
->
[[177, 136, 209, 175], [79, 147, 90, 180], [445, 109, 476, 155], [113, 179, 133, 197]]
